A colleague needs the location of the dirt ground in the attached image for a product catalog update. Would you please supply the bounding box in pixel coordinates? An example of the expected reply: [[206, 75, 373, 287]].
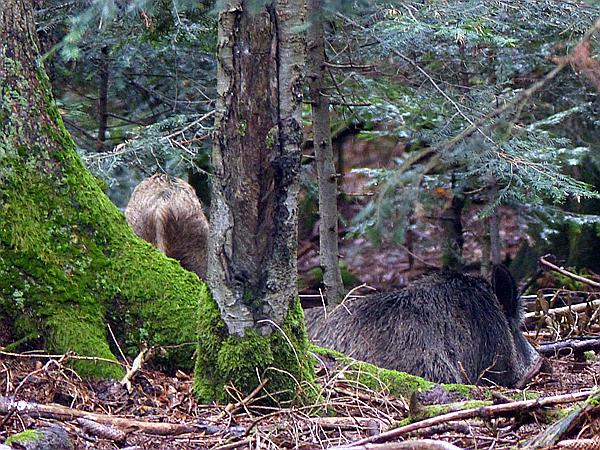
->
[[0, 343, 599, 449]]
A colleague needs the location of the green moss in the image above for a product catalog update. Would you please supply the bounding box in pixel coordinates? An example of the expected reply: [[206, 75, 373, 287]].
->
[[238, 120, 247, 137], [45, 306, 123, 378], [194, 297, 318, 405], [588, 394, 600, 407], [584, 351, 596, 361], [6, 429, 43, 445], [266, 126, 278, 148], [441, 383, 477, 397], [2, 333, 38, 352], [309, 345, 479, 399], [310, 345, 432, 397]]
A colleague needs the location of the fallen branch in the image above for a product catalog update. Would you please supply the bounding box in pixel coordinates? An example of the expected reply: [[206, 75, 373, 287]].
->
[[211, 438, 253, 450], [555, 438, 600, 449], [524, 390, 600, 449], [344, 389, 596, 447], [540, 255, 600, 289], [310, 416, 385, 432], [333, 439, 464, 450], [537, 338, 600, 357], [221, 377, 270, 418], [525, 299, 600, 327], [0, 396, 197, 436], [120, 347, 148, 393], [0, 350, 123, 367], [77, 418, 127, 443]]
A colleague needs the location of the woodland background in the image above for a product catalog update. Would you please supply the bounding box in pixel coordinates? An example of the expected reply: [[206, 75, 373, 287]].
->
[[1, 0, 600, 449]]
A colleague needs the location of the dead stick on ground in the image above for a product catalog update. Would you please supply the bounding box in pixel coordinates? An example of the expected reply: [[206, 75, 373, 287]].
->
[[120, 347, 148, 393], [540, 255, 600, 289], [210, 437, 253, 450], [537, 338, 600, 357], [525, 299, 600, 326], [333, 439, 464, 450], [345, 389, 596, 447], [221, 378, 270, 417], [524, 390, 600, 449], [0, 396, 197, 436]]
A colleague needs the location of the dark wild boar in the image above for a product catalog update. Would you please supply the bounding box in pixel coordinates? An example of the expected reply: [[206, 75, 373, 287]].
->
[[125, 174, 209, 279], [305, 266, 541, 387]]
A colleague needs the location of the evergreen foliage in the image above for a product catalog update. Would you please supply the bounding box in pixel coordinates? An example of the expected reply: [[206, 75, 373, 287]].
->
[[35, 0, 216, 206], [39, 0, 600, 263], [322, 1, 600, 251]]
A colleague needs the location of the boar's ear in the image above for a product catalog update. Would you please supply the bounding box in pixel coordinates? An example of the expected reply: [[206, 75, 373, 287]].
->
[[492, 264, 519, 318]]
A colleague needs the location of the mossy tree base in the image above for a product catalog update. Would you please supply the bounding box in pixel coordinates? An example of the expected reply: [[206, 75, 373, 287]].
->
[[194, 298, 317, 404]]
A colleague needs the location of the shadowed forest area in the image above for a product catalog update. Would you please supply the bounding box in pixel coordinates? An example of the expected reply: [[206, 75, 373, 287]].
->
[[2, 0, 600, 449]]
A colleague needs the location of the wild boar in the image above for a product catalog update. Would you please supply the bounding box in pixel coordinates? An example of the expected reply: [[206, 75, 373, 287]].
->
[[305, 266, 541, 387], [125, 173, 209, 279]]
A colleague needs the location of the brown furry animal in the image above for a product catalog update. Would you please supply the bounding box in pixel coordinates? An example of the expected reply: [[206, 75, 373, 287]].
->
[[125, 174, 209, 279], [305, 266, 542, 387]]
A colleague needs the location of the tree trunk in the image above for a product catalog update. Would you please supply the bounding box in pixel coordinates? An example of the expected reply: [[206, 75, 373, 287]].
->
[[440, 193, 465, 271], [307, 0, 345, 305], [0, 0, 207, 378], [195, 0, 315, 402], [97, 45, 110, 151], [482, 182, 501, 277]]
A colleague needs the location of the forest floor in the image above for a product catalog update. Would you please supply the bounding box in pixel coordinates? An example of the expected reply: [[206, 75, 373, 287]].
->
[[0, 339, 599, 449]]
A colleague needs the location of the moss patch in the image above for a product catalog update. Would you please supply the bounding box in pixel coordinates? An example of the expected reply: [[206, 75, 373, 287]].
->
[[5, 429, 43, 445], [309, 345, 478, 399], [194, 297, 317, 405]]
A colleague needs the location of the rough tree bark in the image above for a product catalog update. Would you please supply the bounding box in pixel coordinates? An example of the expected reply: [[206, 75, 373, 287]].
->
[[307, 0, 345, 305], [0, 0, 207, 378], [194, 0, 315, 403]]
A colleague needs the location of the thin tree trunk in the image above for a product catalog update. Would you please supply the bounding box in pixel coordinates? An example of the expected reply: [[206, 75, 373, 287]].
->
[[440, 193, 465, 271], [97, 45, 110, 151], [307, 0, 344, 305], [482, 182, 501, 277], [488, 182, 502, 265]]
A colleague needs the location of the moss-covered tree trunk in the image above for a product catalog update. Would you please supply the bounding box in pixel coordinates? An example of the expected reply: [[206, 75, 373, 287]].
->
[[195, 0, 315, 403], [0, 0, 209, 378]]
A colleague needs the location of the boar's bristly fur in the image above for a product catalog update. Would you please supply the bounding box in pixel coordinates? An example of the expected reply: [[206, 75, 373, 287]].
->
[[305, 267, 540, 387], [125, 174, 209, 279]]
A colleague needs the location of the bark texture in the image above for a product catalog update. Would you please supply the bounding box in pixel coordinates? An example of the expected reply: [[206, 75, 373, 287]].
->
[[0, 0, 206, 378], [307, 0, 345, 305], [440, 194, 465, 271], [196, 0, 315, 403], [208, 0, 305, 336]]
